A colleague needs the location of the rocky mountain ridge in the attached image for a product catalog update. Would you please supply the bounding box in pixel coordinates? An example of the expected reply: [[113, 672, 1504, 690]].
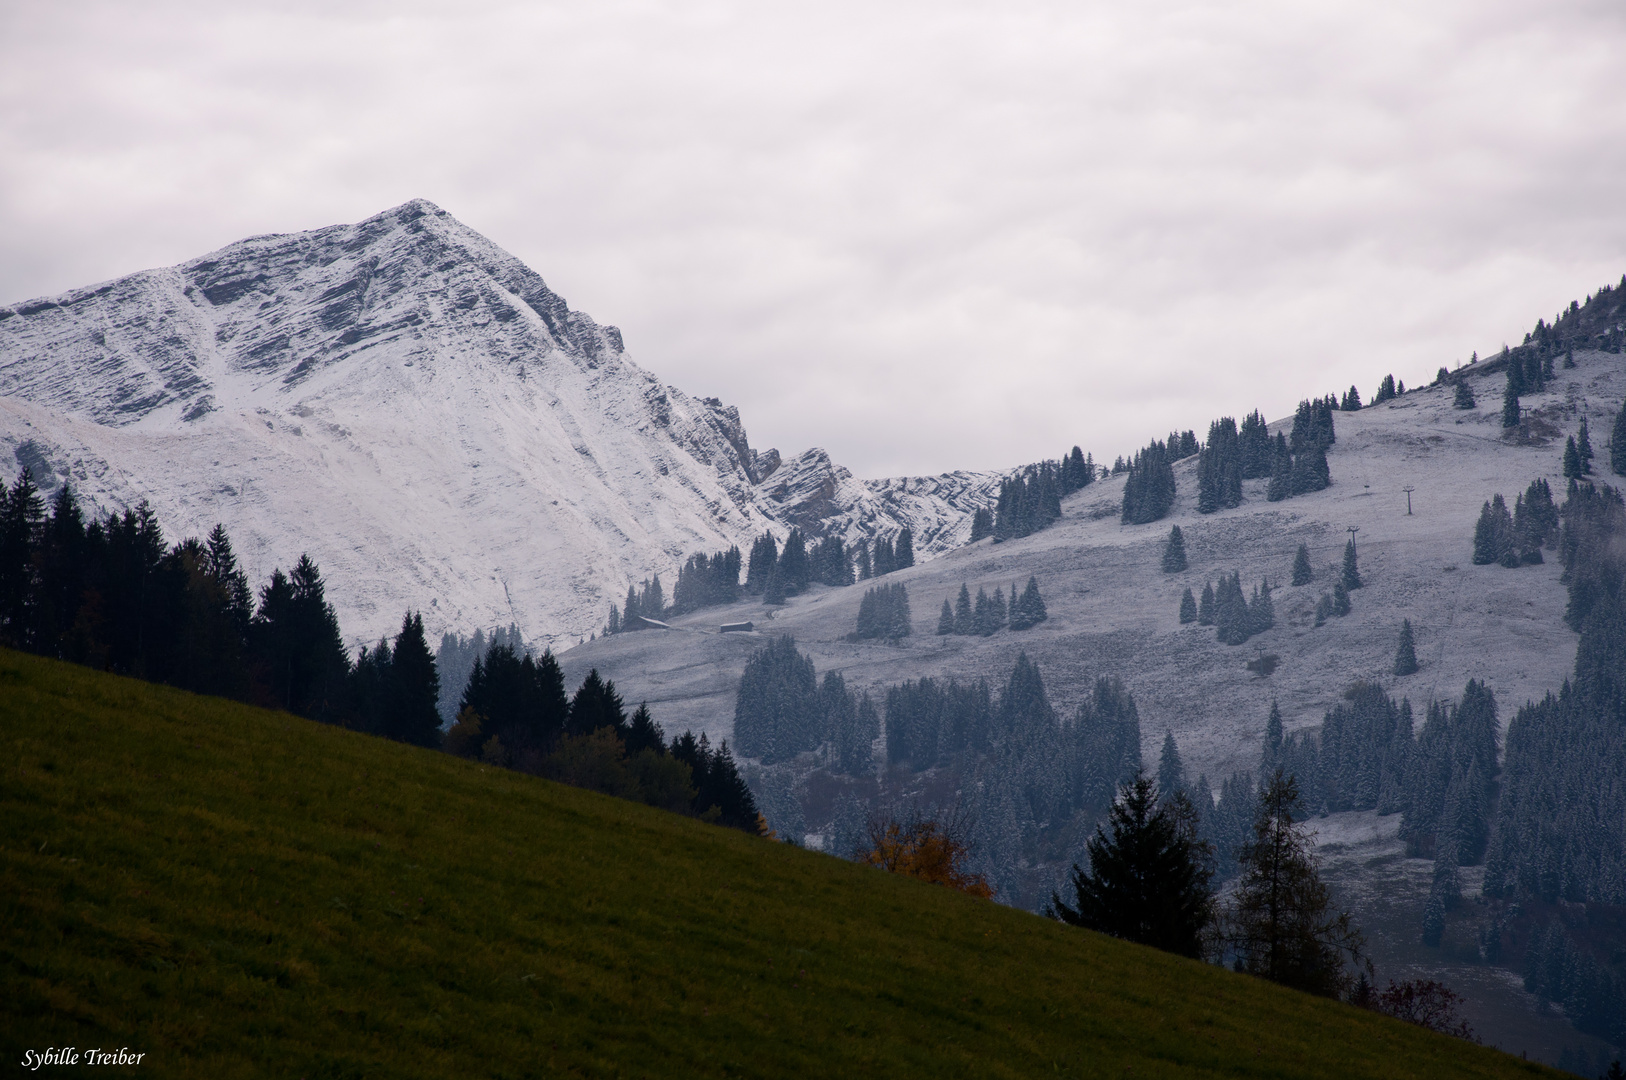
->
[[0, 200, 1001, 646]]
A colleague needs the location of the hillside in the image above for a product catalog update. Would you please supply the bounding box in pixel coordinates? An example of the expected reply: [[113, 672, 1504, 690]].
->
[[0, 200, 999, 649], [558, 347, 1618, 779], [0, 647, 1558, 1078]]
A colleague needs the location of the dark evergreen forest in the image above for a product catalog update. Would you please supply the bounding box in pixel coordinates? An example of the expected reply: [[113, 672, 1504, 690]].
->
[[0, 470, 760, 832]]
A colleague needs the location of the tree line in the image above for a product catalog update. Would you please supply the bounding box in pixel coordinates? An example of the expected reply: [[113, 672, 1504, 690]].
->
[[936, 577, 1048, 637], [605, 525, 915, 631], [0, 470, 761, 834]]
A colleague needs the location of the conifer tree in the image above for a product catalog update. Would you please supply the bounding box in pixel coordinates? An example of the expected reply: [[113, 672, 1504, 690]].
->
[[1332, 581, 1351, 617], [1158, 732, 1187, 800], [1262, 700, 1284, 777], [1393, 619, 1419, 676], [763, 561, 787, 605], [1227, 771, 1365, 996], [1250, 580, 1275, 635], [1471, 495, 1515, 566], [1291, 543, 1313, 586], [1048, 774, 1215, 960], [1178, 587, 1197, 624], [937, 599, 955, 635], [1612, 400, 1626, 477], [625, 702, 665, 756], [1266, 443, 1292, 502], [1501, 372, 1521, 428], [989, 585, 1007, 632], [387, 611, 442, 747], [1578, 417, 1595, 475], [1314, 593, 1332, 627], [954, 583, 973, 635], [1453, 380, 1475, 410], [1162, 525, 1188, 573], [1009, 576, 1047, 631], [895, 528, 915, 569], [1563, 436, 1582, 480], [1197, 582, 1216, 626], [969, 507, 993, 542], [1341, 537, 1362, 590]]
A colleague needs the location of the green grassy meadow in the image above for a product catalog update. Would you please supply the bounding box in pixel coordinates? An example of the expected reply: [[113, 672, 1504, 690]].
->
[[0, 647, 1558, 1078]]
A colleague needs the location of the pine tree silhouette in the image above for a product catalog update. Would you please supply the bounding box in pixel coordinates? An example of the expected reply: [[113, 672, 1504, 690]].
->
[[1291, 543, 1313, 586], [1162, 525, 1188, 573], [1393, 619, 1419, 676]]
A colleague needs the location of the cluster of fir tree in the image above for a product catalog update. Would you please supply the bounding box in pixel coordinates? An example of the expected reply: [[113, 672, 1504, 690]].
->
[[742, 528, 875, 606], [0, 472, 448, 745], [1195, 411, 1274, 513], [1146, 726, 1255, 881], [1472, 479, 1559, 567], [1250, 677, 1500, 947], [670, 545, 743, 614], [610, 573, 668, 631], [1562, 418, 1597, 480], [1120, 439, 1177, 525], [1166, 430, 1201, 460], [0, 470, 766, 836], [730, 635, 879, 773], [1180, 572, 1273, 644], [1476, 480, 1626, 1044], [434, 624, 526, 723], [446, 648, 759, 830], [852, 582, 912, 641], [899, 657, 1144, 905], [975, 447, 1098, 545], [1498, 343, 1557, 428], [991, 465, 1063, 541], [1051, 764, 1370, 1005], [935, 577, 1047, 636], [1511, 280, 1626, 363], [1310, 538, 1363, 626], [1264, 398, 1336, 502], [792, 654, 1142, 907]]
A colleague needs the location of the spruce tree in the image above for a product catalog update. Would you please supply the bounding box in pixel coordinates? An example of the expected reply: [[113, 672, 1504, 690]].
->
[[388, 611, 442, 747], [1178, 587, 1197, 624], [1341, 537, 1362, 590], [1501, 372, 1521, 428], [1162, 525, 1188, 573], [936, 599, 954, 635], [763, 561, 787, 605], [989, 585, 1007, 632], [1048, 774, 1215, 960], [954, 583, 973, 635], [1471, 495, 1512, 565], [1157, 732, 1187, 800], [1578, 417, 1594, 474], [1393, 619, 1419, 676], [625, 702, 665, 756], [1009, 576, 1046, 630], [1332, 581, 1351, 617], [1452, 380, 1475, 409], [1197, 582, 1216, 626], [969, 507, 993, 542], [1563, 436, 1582, 480], [895, 528, 915, 568], [1291, 543, 1313, 586]]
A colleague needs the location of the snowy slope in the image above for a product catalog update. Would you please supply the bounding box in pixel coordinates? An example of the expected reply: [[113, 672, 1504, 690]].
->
[[558, 350, 1617, 783], [0, 200, 999, 647]]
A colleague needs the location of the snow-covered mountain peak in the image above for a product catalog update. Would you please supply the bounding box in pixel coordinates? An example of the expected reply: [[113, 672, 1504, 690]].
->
[[0, 203, 999, 646]]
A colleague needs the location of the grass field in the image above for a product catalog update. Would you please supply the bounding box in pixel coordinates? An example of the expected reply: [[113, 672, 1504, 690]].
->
[[0, 647, 1559, 1078]]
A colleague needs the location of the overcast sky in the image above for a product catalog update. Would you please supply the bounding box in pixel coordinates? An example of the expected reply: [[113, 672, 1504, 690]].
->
[[5, 1, 1626, 478]]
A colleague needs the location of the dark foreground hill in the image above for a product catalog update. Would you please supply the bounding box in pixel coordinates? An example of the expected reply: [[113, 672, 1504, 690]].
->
[[1, 649, 1555, 1078]]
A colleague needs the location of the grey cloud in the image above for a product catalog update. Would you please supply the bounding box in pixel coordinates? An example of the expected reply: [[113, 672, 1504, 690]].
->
[[4, 0, 1626, 476]]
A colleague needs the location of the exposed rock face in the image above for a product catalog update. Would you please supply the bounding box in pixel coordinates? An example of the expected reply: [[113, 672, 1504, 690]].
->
[[0, 200, 998, 645]]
